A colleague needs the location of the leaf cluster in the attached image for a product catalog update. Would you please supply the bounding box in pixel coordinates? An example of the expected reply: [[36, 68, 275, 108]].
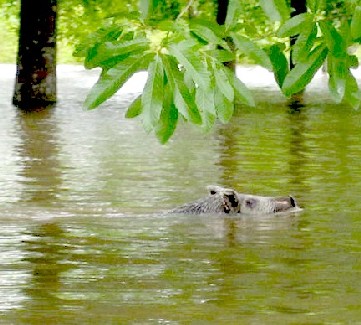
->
[[273, 0, 361, 107], [74, 0, 361, 143], [75, 1, 263, 143]]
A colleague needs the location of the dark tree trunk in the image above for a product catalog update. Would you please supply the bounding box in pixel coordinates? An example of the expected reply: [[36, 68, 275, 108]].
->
[[216, 0, 229, 25], [215, 0, 235, 70], [288, 0, 307, 107], [290, 0, 307, 70], [13, 0, 57, 111]]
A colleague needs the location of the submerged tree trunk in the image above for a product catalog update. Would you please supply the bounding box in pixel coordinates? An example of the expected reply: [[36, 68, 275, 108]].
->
[[13, 0, 57, 111]]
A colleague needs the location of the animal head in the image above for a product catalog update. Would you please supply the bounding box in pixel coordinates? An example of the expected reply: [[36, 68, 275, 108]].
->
[[207, 185, 240, 214]]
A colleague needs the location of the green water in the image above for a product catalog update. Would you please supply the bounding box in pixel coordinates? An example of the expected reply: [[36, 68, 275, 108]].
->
[[1, 65, 361, 323]]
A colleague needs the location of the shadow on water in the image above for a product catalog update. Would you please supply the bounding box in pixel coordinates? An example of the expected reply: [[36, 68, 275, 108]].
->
[[287, 101, 310, 195], [14, 109, 64, 207], [19, 222, 74, 322]]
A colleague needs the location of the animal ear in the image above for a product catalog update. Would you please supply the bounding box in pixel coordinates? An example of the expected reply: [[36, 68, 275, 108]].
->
[[289, 196, 297, 207], [207, 185, 222, 195], [224, 190, 239, 208]]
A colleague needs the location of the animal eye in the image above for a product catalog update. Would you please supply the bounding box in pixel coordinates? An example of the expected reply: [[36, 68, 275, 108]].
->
[[210, 190, 216, 195], [246, 198, 255, 208]]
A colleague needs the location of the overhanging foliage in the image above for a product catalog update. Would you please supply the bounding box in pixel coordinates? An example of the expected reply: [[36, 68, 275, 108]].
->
[[74, 0, 361, 143]]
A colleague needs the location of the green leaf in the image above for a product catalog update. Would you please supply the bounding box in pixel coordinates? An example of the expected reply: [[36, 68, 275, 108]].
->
[[155, 81, 179, 144], [319, 21, 346, 59], [190, 19, 229, 50], [84, 53, 153, 109], [173, 83, 202, 124], [201, 111, 216, 132], [212, 61, 234, 123], [161, 54, 176, 89], [213, 64, 234, 102], [206, 49, 235, 63], [141, 56, 164, 131], [214, 87, 234, 123], [282, 44, 328, 96], [351, 6, 361, 41], [269, 43, 289, 88], [277, 13, 311, 37], [139, 0, 156, 20], [125, 95, 142, 118], [307, 0, 324, 13], [168, 42, 210, 90], [327, 56, 347, 103], [155, 104, 178, 144], [292, 22, 318, 63], [184, 69, 195, 92], [231, 33, 272, 70], [157, 20, 178, 32], [162, 55, 202, 124], [233, 77, 255, 107], [224, 68, 255, 107], [347, 55, 359, 69], [195, 87, 216, 116], [73, 25, 122, 58], [85, 38, 149, 69], [84, 45, 100, 69], [195, 67, 217, 128], [327, 55, 348, 103], [225, 0, 243, 30], [344, 71, 361, 109], [172, 88, 187, 114], [260, 0, 289, 22], [339, 19, 352, 49]]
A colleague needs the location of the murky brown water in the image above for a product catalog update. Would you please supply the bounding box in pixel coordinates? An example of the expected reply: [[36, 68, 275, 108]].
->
[[1, 64, 361, 323]]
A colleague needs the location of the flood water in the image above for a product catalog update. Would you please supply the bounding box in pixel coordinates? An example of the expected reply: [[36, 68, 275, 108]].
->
[[1, 64, 361, 323]]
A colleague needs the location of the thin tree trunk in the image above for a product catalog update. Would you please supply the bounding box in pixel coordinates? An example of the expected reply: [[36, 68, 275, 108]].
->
[[13, 0, 57, 111], [288, 0, 307, 107], [215, 0, 235, 70], [290, 0, 307, 70], [216, 0, 229, 25]]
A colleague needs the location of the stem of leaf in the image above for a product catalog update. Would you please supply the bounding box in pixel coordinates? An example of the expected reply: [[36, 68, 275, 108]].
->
[[176, 0, 195, 21]]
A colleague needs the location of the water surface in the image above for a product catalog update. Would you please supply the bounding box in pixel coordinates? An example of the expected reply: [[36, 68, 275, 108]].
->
[[1, 64, 361, 323]]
